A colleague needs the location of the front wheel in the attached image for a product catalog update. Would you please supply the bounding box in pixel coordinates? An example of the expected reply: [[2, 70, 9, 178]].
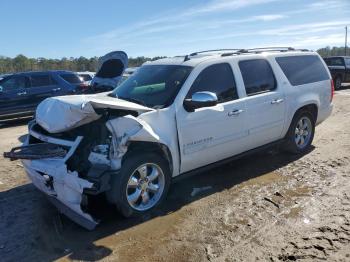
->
[[107, 152, 171, 217], [284, 111, 315, 154]]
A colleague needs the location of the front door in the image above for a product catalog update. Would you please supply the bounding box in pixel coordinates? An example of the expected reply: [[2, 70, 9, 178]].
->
[[176, 63, 248, 173], [0, 75, 31, 116]]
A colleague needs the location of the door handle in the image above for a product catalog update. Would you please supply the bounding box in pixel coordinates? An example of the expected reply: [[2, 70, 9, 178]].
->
[[52, 88, 61, 92], [271, 98, 284, 104], [17, 91, 27, 96], [228, 109, 244, 116]]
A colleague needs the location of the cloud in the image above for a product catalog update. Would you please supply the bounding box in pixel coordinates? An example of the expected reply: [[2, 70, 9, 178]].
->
[[259, 21, 350, 36], [253, 14, 286, 21], [182, 0, 278, 16], [81, 0, 349, 56], [83, 0, 285, 51], [267, 34, 345, 49]]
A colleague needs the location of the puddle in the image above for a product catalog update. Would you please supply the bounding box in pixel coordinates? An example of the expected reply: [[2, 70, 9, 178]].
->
[[284, 186, 312, 198], [241, 172, 283, 187], [95, 210, 186, 261]]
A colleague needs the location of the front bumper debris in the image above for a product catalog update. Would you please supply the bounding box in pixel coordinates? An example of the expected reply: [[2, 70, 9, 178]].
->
[[7, 123, 100, 230], [23, 159, 99, 230], [3, 143, 67, 161]]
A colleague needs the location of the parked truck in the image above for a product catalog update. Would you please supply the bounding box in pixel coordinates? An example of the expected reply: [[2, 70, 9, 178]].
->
[[323, 56, 350, 90]]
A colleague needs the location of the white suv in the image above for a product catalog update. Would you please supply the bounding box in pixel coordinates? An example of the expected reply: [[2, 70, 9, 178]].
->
[[6, 48, 333, 229]]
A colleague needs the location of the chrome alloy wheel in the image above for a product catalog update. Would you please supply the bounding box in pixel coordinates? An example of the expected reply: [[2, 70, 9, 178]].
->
[[294, 116, 312, 149], [126, 163, 165, 211]]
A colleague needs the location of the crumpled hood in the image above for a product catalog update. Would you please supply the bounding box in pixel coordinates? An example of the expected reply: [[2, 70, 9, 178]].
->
[[35, 93, 153, 133]]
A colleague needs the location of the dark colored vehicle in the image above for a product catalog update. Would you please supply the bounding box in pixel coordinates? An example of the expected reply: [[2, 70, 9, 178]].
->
[[323, 56, 350, 89], [0, 70, 87, 120]]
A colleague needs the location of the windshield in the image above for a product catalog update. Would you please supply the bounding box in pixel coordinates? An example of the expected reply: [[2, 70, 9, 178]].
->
[[110, 65, 192, 108], [324, 58, 344, 66]]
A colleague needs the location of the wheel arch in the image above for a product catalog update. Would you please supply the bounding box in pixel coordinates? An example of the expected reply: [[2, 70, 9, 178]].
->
[[284, 103, 318, 138], [122, 141, 173, 175], [295, 103, 318, 122]]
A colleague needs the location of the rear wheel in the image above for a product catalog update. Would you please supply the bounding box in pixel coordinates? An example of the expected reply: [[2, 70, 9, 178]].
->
[[284, 111, 315, 154], [107, 152, 171, 217], [335, 77, 342, 90]]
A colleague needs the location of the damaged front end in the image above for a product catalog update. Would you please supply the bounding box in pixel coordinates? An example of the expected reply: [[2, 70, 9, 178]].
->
[[4, 94, 159, 230]]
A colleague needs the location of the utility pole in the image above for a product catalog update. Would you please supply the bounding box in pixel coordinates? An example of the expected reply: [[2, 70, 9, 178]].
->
[[346, 26, 348, 56]]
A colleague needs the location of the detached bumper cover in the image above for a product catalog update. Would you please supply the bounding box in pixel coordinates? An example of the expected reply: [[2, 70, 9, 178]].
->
[[23, 159, 99, 230]]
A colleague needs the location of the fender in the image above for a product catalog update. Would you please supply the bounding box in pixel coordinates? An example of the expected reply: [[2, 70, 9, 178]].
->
[[283, 92, 319, 137]]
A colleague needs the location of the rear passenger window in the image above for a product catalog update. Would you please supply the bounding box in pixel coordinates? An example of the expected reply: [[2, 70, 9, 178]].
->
[[276, 55, 329, 86], [239, 59, 276, 96], [187, 63, 238, 103], [30, 75, 53, 87]]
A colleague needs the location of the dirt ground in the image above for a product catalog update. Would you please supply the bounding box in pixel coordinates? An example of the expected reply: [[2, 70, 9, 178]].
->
[[1, 88, 350, 262]]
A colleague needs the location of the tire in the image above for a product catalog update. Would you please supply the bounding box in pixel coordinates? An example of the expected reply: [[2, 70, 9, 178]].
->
[[106, 152, 171, 217], [335, 77, 342, 90], [284, 110, 315, 154]]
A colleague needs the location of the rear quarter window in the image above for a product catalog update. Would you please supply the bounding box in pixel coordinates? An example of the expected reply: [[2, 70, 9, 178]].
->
[[276, 55, 329, 86]]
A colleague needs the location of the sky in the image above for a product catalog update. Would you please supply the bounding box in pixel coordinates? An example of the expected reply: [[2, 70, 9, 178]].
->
[[0, 0, 349, 58]]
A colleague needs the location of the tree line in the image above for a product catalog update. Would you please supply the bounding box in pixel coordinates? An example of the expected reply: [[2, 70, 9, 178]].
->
[[0, 55, 165, 74], [0, 46, 348, 74], [316, 46, 348, 57]]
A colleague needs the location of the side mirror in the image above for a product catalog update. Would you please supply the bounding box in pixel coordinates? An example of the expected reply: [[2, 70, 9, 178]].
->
[[183, 91, 218, 112]]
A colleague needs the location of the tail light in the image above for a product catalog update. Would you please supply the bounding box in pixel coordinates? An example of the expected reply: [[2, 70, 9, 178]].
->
[[79, 83, 89, 91], [330, 79, 334, 102]]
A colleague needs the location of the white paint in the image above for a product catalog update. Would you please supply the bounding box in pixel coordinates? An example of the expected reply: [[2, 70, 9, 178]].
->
[[36, 93, 153, 133]]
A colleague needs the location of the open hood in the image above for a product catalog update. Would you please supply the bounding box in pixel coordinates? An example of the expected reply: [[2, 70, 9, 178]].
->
[[35, 93, 153, 133], [91, 51, 128, 88]]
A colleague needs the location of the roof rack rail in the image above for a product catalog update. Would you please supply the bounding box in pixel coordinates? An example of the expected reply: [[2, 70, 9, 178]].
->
[[189, 49, 241, 56], [185, 47, 310, 61], [247, 46, 295, 51], [219, 47, 310, 57]]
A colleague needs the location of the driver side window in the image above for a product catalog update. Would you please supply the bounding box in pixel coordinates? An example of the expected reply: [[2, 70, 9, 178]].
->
[[0, 76, 27, 92], [186, 63, 238, 103]]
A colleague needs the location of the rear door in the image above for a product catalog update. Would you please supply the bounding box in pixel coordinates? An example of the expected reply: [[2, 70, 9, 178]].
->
[[0, 75, 31, 115], [27, 73, 60, 108], [238, 59, 286, 148]]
